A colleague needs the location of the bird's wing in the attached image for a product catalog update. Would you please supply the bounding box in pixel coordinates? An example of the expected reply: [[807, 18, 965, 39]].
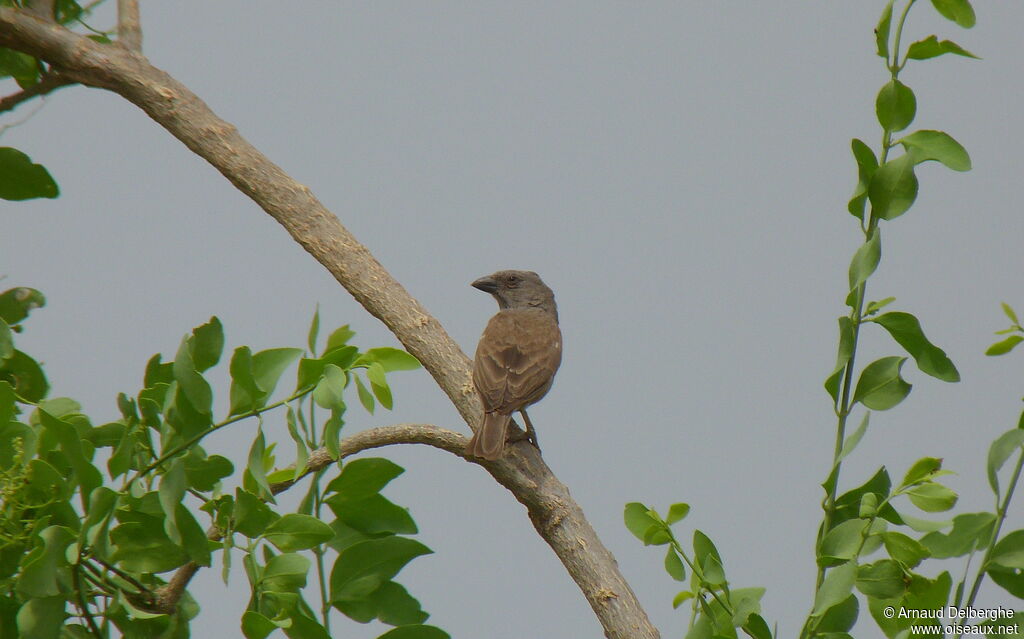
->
[[473, 310, 562, 413]]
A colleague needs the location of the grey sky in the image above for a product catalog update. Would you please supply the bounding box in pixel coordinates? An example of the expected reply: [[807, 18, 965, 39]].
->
[[4, 1, 1024, 636]]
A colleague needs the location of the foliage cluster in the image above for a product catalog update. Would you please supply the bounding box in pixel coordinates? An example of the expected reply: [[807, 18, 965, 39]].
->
[[626, 1, 1024, 637], [0, 289, 446, 639]]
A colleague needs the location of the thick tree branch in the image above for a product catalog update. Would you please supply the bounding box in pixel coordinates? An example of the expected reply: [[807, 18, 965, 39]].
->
[[0, 10, 659, 638], [0, 71, 71, 113]]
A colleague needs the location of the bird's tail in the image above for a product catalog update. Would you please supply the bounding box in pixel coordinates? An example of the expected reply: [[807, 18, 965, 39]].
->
[[465, 412, 511, 460]]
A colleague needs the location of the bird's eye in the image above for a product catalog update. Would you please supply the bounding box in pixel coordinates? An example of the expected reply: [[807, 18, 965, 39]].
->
[[505, 275, 520, 286]]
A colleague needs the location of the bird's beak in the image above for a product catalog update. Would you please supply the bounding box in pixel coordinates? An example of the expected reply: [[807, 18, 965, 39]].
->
[[471, 276, 498, 293]]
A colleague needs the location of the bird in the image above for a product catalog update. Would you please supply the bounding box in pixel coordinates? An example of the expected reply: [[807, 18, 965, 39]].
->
[[465, 270, 562, 460]]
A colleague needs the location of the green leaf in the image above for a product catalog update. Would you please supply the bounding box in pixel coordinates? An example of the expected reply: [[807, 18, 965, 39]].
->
[[259, 552, 311, 592], [324, 410, 343, 461], [832, 467, 897, 527], [241, 610, 279, 639], [354, 374, 375, 414], [848, 139, 879, 220], [988, 530, 1024, 571], [664, 546, 686, 581], [366, 361, 393, 410], [1003, 302, 1020, 325], [230, 346, 303, 415], [176, 502, 212, 566], [110, 513, 188, 573], [327, 493, 417, 535], [817, 594, 858, 633], [875, 1, 894, 59], [838, 412, 870, 462], [929, 0, 976, 28], [251, 348, 302, 398], [375, 626, 450, 639], [325, 458, 404, 499], [856, 559, 906, 599], [987, 335, 1024, 356], [296, 346, 359, 391], [666, 502, 690, 525], [623, 502, 659, 542], [356, 347, 422, 372], [882, 531, 930, 568], [869, 153, 919, 221], [189, 317, 223, 372], [0, 287, 46, 326], [16, 596, 65, 639], [372, 582, 429, 626], [330, 536, 432, 602], [158, 459, 187, 543], [307, 305, 320, 355], [742, 613, 773, 639], [17, 525, 75, 597], [701, 554, 725, 586], [246, 427, 272, 499], [848, 230, 882, 292], [285, 408, 309, 481], [263, 514, 334, 552], [859, 492, 878, 518], [642, 524, 671, 547], [0, 321, 12, 361], [988, 563, 1024, 598], [852, 356, 912, 410], [811, 561, 857, 616], [900, 130, 972, 171], [671, 590, 694, 609], [325, 325, 356, 352], [873, 312, 960, 382], [183, 450, 233, 492], [907, 482, 958, 512], [234, 488, 279, 537], [692, 530, 723, 571], [0, 48, 41, 87], [0, 349, 49, 402], [335, 580, 430, 626], [866, 296, 896, 316], [172, 336, 212, 415], [920, 512, 994, 558], [906, 35, 979, 60], [901, 456, 943, 487], [0, 148, 59, 201], [38, 410, 101, 506], [313, 364, 347, 411], [825, 317, 855, 403], [988, 429, 1024, 496], [819, 519, 869, 566], [876, 80, 916, 132]]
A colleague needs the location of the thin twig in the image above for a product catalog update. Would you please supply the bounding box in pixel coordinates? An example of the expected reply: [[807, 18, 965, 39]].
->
[[147, 424, 465, 613], [116, 0, 141, 50], [0, 72, 72, 114]]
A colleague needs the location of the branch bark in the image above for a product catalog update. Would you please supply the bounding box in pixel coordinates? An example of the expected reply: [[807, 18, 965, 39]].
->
[[0, 71, 71, 114], [0, 10, 659, 639], [116, 0, 141, 51]]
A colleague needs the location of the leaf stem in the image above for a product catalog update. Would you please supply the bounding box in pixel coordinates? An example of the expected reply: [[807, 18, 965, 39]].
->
[[127, 387, 313, 490], [962, 447, 1024, 612]]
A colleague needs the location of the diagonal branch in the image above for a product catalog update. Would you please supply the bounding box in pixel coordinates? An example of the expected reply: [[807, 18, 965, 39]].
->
[[0, 71, 72, 114], [0, 9, 659, 639]]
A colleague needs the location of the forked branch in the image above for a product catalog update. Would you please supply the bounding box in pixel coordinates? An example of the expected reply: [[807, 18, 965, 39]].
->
[[0, 9, 659, 638]]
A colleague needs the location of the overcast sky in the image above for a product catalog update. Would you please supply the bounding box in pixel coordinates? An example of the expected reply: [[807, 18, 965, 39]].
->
[[4, 2, 1024, 637]]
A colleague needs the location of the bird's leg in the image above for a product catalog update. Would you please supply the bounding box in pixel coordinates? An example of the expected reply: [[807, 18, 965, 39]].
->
[[519, 409, 541, 452]]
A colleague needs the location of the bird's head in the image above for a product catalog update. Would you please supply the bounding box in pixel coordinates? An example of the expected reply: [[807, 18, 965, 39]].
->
[[472, 270, 557, 318]]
